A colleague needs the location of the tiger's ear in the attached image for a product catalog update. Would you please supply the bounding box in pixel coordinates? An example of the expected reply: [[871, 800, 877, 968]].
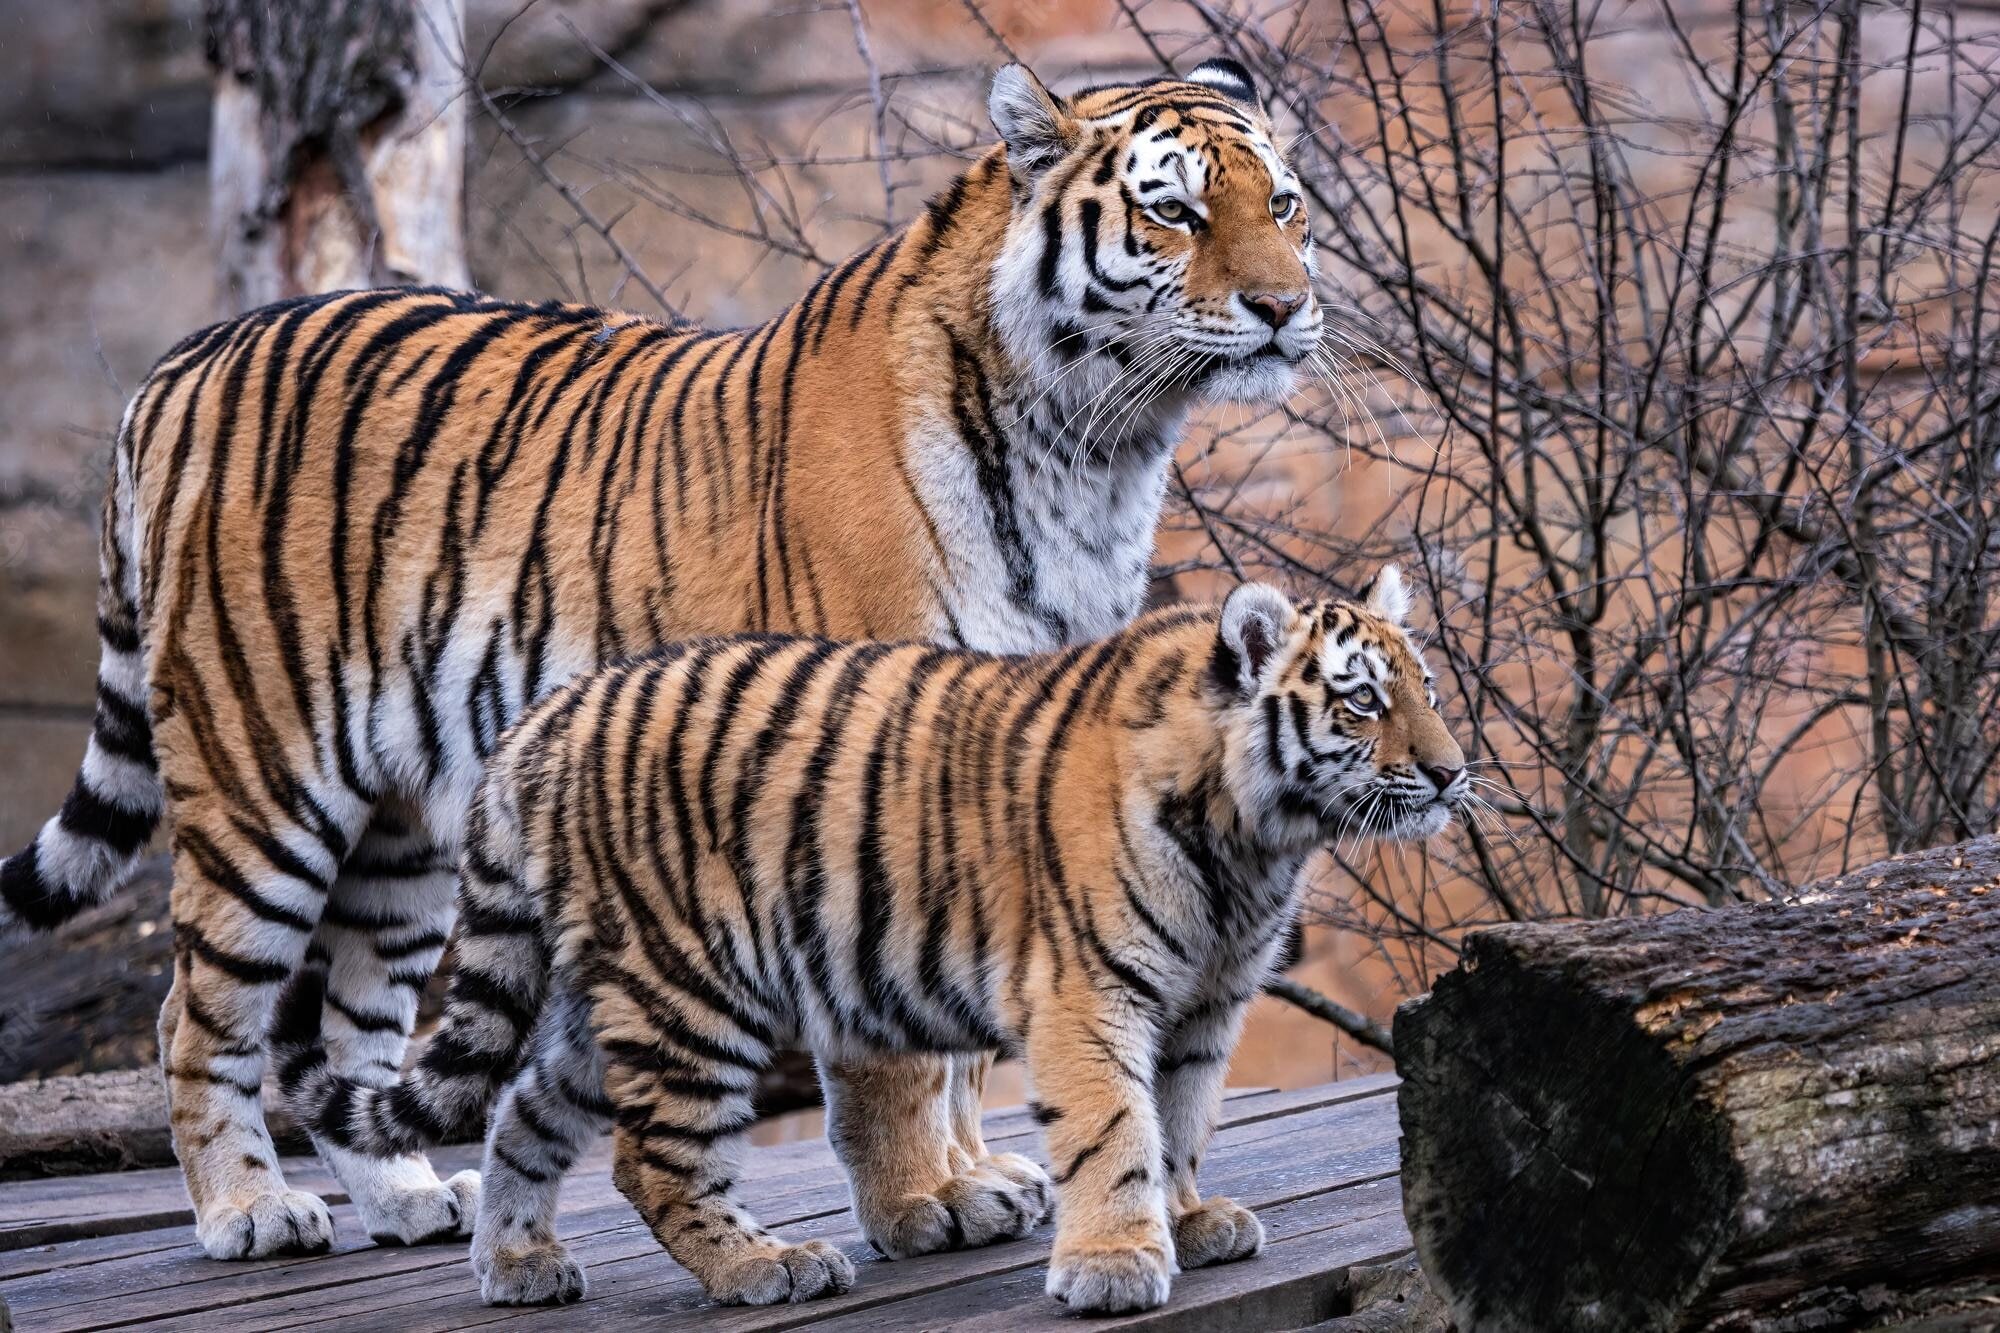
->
[[1186, 57, 1264, 113], [1215, 582, 1298, 696], [989, 64, 1077, 186], [1363, 563, 1412, 624]]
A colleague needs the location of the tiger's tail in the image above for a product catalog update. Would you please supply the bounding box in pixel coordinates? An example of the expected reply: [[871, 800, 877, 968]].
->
[[1, 402, 162, 940], [280, 773, 552, 1154]]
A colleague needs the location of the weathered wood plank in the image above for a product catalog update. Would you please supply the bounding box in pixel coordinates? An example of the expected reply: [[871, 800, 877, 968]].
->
[[797, 1179, 1412, 1331], [16, 1090, 1393, 1330], [0, 1081, 1369, 1253], [3, 1081, 1394, 1330], [243, 1090, 1400, 1333]]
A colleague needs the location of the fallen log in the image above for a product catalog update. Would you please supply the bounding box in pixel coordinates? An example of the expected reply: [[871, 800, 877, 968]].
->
[[1395, 837, 2000, 1333]]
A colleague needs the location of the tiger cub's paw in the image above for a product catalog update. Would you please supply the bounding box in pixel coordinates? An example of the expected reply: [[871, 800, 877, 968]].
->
[[1173, 1196, 1264, 1268], [702, 1238, 856, 1306], [476, 1238, 588, 1306], [973, 1152, 1054, 1227], [1046, 1239, 1174, 1313], [863, 1156, 1051, 1258]]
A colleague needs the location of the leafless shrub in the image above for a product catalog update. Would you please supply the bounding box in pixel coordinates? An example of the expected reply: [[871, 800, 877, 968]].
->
[[472, 0, 2000, 1008]]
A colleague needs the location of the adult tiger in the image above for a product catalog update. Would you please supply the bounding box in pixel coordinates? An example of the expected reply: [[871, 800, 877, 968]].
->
[[0, 58, 1323, 1262], [282, 573, 1466, 1310]]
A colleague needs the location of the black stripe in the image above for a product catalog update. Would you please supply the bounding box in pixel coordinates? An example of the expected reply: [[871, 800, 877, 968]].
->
[[1054, 1107, 1129, 1184], [847, 232, 906, 330], [511, 1093, 565, 1144], [57, 782, 156, 857], [1078, 199, 1146, 292], [176, 922, 292, 985], [944, 331, 1068, 642], [1038, 197, 1065, 298], [96, 612, 141, 655], [493, 1143, 553, 1184], [179, 826, 318, 932], [374, 929, 450, 961], [0, 843, 67, 931], [92, 683, 156, 768], [327, 992, 406, 1034], [448, 965, 543, 1036], [1119, 871, 1192, 964]]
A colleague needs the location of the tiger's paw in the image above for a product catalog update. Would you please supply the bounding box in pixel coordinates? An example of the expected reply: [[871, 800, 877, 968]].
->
[[1047, 1238, 1174, 1313], [1173, 1196, 1264, 1268], [476, 1238, 588, 1306], [195, 1188, 335, 1260], [862, 1155, 1052, 1258], [701, 1238, 856, 1306], [358, 1162, 480, 1246]]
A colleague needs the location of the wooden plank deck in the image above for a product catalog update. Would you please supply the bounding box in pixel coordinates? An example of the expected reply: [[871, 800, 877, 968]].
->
[[0, 1076, 1409, 1331]]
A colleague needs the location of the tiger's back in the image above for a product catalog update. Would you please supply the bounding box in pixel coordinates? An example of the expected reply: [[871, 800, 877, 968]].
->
[[132, 289, 929, 812]]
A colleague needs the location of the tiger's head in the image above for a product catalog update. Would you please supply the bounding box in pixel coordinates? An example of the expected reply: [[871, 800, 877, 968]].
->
[[985, 58, 1321, 440], [1209, 569, 1468, 847]]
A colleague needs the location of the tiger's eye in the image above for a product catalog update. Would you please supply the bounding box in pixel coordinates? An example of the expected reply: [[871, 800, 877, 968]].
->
[[1345, 684, 1382, 715], [1270, 192, 1300, 222], [1152, 199, 1190, 224]]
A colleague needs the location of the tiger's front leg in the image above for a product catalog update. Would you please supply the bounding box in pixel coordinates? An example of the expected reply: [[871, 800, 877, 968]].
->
[[1155, 993, 1265, 1270], [1025, 993, 1175, 1314], [821, 1052, 1051, 1260]]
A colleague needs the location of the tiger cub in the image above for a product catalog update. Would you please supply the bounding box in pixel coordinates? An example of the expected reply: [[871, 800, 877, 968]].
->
[[285, 570, 1466, 1313]]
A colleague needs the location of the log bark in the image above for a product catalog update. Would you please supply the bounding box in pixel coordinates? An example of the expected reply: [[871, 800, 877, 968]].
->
[[1395, 836, 2000, 1333], [207, 0, 469, 310]]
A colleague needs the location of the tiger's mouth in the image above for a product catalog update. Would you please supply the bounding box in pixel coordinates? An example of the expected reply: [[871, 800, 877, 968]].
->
[[1254, 333, 1313, 364], [1320, 786, 1462, 844]]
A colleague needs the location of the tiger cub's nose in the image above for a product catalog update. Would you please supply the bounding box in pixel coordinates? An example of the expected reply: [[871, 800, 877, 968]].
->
[[1240, 290, 1307, 328]]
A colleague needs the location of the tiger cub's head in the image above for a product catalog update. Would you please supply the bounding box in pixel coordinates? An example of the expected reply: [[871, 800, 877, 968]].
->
[[1210, 569, 1467, 847], [987, 58, 1321, 424]]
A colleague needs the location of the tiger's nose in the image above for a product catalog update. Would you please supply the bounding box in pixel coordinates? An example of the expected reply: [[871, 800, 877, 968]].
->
[[1240, 290, 1307, 328], [1421, 764, 1463, 796]]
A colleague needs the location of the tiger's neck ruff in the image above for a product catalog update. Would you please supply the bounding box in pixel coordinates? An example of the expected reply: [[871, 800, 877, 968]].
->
[[873, 62, 1322, 653]]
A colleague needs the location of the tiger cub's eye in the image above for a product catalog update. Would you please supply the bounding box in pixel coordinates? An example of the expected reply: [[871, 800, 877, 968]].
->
[[1270, 192, 1301, 223]]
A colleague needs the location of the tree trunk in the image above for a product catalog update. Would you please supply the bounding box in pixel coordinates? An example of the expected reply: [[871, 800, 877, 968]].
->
[[1395, 836, 2000, 1333], [207, 0, 469, 311]]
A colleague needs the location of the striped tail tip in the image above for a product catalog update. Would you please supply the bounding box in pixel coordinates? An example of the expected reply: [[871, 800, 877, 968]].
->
[[0, 794, 159, 942]]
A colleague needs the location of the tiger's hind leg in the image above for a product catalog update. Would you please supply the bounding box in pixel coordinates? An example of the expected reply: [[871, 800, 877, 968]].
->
[[823, 1054, 1051, 1261], [601, 1027, 854, 1305], [308, 802, 478, 1246], [157, 787, 363, 1260], [472, 988, 612, 1306]]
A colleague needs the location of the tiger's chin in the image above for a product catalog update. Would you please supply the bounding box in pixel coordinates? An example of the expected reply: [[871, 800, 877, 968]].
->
[[1391, 802, 1458, 841], [1197, 352, 1307, 406]]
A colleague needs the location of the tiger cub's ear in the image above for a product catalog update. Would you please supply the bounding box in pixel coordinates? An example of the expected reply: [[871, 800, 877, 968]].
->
[[1215, 582, 1299, 696], [1363, 563, 1412, 624], [989, 64, 1077, 186]]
